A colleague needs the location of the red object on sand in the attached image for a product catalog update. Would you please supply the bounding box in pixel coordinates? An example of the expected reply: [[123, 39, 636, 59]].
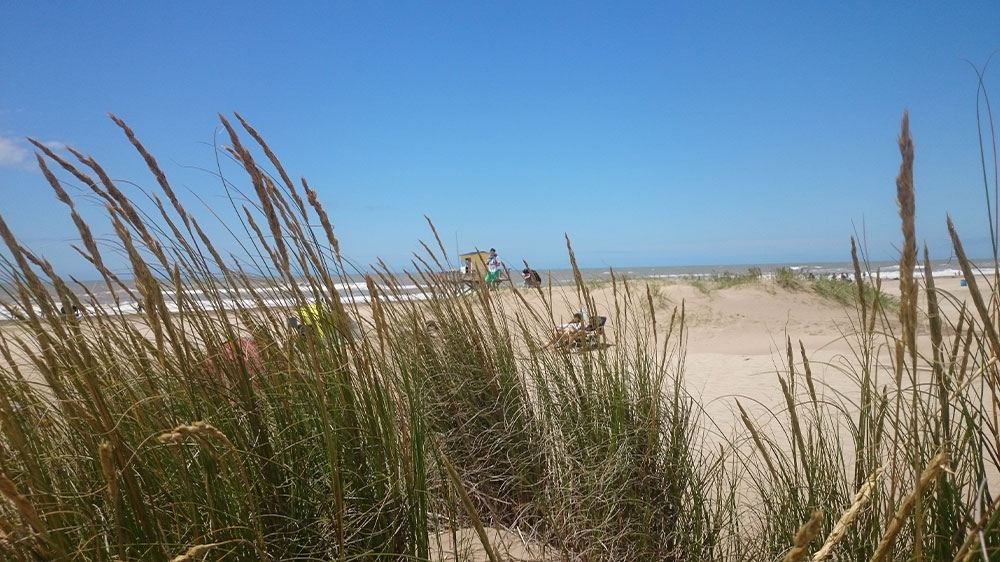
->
[[207, 337, 263, 376]]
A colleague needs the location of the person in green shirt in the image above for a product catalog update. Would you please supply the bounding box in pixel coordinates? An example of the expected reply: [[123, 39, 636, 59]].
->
[[485, 248, 503, 284]]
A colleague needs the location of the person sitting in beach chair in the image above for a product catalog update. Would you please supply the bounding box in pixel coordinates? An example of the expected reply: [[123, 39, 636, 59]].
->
[[544, 312, 607, 351], [579, 314, 607, 348], [544, 312, 585, 350]]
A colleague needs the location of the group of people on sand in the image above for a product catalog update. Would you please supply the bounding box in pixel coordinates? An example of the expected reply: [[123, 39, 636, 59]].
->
[[480, 247, 542, 288], [206, 299, 351, 386], [481, 247, 594, 349], [59, 305, 82, 320], [206, 251, 593, 380]]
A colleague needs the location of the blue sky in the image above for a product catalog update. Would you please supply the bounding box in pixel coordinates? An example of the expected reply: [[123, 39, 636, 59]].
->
[[1, 2, 998, 277]]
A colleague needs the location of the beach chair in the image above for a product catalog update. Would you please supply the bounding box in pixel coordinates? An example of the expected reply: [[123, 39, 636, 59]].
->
[[574, 315, 607, 349]]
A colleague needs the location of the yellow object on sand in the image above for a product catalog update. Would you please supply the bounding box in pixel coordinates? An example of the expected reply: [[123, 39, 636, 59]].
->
[[297, 302, 324, 337]]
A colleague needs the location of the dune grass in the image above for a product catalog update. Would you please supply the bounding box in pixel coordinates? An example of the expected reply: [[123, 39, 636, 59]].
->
[[687, 268, 763, 294], [0, 110, 997, 562], [772, 266, 899, 312]]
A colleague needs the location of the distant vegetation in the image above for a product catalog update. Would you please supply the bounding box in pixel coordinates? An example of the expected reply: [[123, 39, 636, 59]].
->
[[774, 267, 899, 310], [686, 267, 763, 293]]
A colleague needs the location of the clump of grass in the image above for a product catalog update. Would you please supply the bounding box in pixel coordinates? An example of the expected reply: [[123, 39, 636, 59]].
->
[[771, 266, 897, 311], [811, 276, 898, 311], [774, 267, 804, 290], [644, 281, 670, 311], [685, 268, 763, 294], [0, 114, 717, 561], [712, 268, 764, 289]]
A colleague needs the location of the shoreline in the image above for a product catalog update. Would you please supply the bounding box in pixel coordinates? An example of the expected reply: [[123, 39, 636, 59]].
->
[[0, 258, 979, 324]]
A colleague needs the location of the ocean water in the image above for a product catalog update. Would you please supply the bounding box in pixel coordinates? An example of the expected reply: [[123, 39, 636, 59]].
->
[[0, 259, 978, 322]]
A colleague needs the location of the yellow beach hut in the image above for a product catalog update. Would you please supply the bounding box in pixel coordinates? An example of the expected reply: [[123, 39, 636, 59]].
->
[[459, 250, 491, 279]]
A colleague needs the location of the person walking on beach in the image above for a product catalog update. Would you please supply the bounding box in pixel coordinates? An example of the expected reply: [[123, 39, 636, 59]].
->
[[485, 248, 503, 284]]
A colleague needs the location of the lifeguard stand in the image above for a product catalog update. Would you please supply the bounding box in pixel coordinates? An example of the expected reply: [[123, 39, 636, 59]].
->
[[459, 250, 491, 279]]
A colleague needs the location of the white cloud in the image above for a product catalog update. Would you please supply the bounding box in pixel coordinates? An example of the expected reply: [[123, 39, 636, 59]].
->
[[0, 134, 30, 169], [0, 134, 66, 171]]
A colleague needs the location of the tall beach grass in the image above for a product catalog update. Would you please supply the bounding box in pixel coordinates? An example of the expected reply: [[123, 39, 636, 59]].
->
[[0, 108, 997, 562]]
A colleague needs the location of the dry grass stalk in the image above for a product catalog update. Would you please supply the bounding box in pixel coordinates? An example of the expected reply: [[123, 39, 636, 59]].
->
[[110, 113, 190, 229], [28, 146, 126, 291], [424, 215, 452, 267], [646, 284, 657, 338], [34, 154, 73, 207], [234, 113, 301, 211], [0, 473, 46, 536], [190, 217, 234, 284], [923, 246, 944, 359], [158, 421, 236, 450], [366, 274, 387, 356], [0, 520, 12, 548], [0, 214, 51, 315], [948, 216, 1000, 357], [439, 452, 502, 562], [98, 442, 117, 502], [0, 517, 42, 559], [218, 115, 290, 272], [951, 355, 999, 400], [800, 341, 818, 404], [298, 177, 355, 336], [870, 451, 948, 562], [265, 176, 295, 238], [896, 110, 917, 358], [26, 138, 110, 206], [737, 401, 783, 485], [851, 236, 868, 329], [783, 509, 822, 562], [112, 212, 167, 355], [778, 374, 811, 490], [74, 147, 171, 269], [170, 541, 222, 562], [303, 178, 341, 262], [951, 488, 1000, 562], [812, 466, 884, 562], [240, 206, 278, 265]]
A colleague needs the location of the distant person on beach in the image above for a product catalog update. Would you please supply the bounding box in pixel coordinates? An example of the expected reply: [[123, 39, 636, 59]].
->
[[204, 326, 270, 398], [544, 312, 584, 350], [60, 305, 82, 320], [485, 248, 503, 284], [522, 267, 541, 288]]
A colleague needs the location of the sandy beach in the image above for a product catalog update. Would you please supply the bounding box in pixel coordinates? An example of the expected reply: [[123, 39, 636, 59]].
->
[[1, 272, 973, 426], [0, 271, 985, 560], [488, 273, 968, 423]]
